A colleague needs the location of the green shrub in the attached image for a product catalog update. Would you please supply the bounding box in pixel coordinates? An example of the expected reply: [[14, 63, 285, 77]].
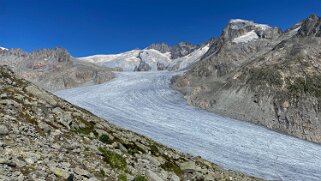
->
[[98, 147, 127, 170], [118, 174, 128, 181], [75, 127, 94, 135], [247, 67, 283, 87], [287, 75, 321, 97], [149, 144, 160, 156], [160, 161, 183, 176], [73, 116, 97, 135], [134, 175, 148, 181], [99, 134, 113, 144], [122, 142, 146, 155]]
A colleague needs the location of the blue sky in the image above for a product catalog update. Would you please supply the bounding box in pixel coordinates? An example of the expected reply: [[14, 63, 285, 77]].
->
[[0, 0, 320, 57]]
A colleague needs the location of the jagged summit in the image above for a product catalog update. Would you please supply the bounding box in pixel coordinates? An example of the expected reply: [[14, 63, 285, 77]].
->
[[297, 14, 321, 37], [147, 43, 171, 53], [228, 19, 272, 30], [30, 47, 73, 62], [147, 42, 198, 59], [222, 18, 280, 43]]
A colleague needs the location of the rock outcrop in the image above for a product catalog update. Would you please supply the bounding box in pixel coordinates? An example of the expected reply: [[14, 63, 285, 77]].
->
[[147, 42, 199, 59], [172, 15, 321, 144], [0, 48, 114, 91], [0, 65, 260, 180]]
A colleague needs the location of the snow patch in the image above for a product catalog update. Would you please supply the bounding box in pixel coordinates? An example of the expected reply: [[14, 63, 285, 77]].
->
[[79, 49, 173, 71], [255, 24, 271, 30], [0, 47, 8, 51], [79, 43, 210, 72], [169, 44, 210, 70], [230, 19, 271, 30], [232, 30, 259, 43], [230, 19, 252, 23]]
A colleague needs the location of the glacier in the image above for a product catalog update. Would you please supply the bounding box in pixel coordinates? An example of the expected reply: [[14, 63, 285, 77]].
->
[[56, 71, 321, 181]]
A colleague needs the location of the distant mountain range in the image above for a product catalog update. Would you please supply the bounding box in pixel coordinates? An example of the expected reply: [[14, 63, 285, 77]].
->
[[0, 41, 212, 91], [78, 41, 211, 71]]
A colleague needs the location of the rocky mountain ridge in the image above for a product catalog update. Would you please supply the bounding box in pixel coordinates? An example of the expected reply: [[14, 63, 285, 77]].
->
[[0, 48, 114, 91], [0, 65, 261, 180], [172, 14, 321, 144], [79, 42, 210, 72], [147, 42, 199, 59]]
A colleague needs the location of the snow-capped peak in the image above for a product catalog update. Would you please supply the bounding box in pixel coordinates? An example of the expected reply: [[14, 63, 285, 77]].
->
[[229, 19, 272, 30], [230, 19, 252, 24], [79, 43, 210, 72], [0, 47, 8, 51]]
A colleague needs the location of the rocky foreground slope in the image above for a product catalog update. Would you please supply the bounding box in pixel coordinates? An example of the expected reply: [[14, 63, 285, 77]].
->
[[172, 15, 321, 143], [0, 65, 260, 180], [0, 48, 114, 91]]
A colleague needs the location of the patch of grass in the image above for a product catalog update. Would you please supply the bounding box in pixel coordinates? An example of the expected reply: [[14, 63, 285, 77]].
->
[[75, 127, 94, 135], [118, 174, 128, 181], [99, 169, 105, 176], [84, 147, 89, 152], [73, 116, 98, 136], [160, 161, 183, 176], [134, 175, 148, 181], [287, 75, 321, 97], [149, 144, 160, 156], [121, 142, 146, 155], [18, 112, 38, 126], [247, 67, 283, 87], [19, 165, 36, 175], [74, 116, 94, 127], [99, 134, 113, 144], [98, 147, 127, 170]]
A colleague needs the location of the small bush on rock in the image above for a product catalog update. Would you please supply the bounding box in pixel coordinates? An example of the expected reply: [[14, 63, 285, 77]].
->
[[134, 175, 148, 181], [98, 147, 127, 170]]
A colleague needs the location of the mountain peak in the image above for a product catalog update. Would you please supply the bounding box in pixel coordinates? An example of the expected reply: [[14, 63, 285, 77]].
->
[[229, 19, 252, 24], [147, 43, 171, 53], [31, 47, 73, 62], [297, 14, 321, 37], [228, 18, 272, 31], [0, 47, 8, 51], [221, 18, 279, 43]]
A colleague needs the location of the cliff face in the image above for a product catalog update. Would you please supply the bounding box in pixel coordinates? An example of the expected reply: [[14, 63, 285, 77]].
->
[[172, 15, 321, 144], [0, 65, 260, 180], [0, 48, 114, 91]]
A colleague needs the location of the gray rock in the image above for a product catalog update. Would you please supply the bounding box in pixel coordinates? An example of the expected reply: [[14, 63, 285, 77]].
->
[[169, 174, 180, 181], [74, 167, 90, 177], [50, 167, 71, 179], [25, 86, 57, 106], [179, 161, 196, 173], [146, 170, 164, 181], [0, 125, 9, 135]]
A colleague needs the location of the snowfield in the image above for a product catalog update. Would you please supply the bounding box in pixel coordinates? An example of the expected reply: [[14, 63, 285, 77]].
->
[[78, 45, 209, 71], [56, 71, 321, 181], [232, 30, 259, 43]]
